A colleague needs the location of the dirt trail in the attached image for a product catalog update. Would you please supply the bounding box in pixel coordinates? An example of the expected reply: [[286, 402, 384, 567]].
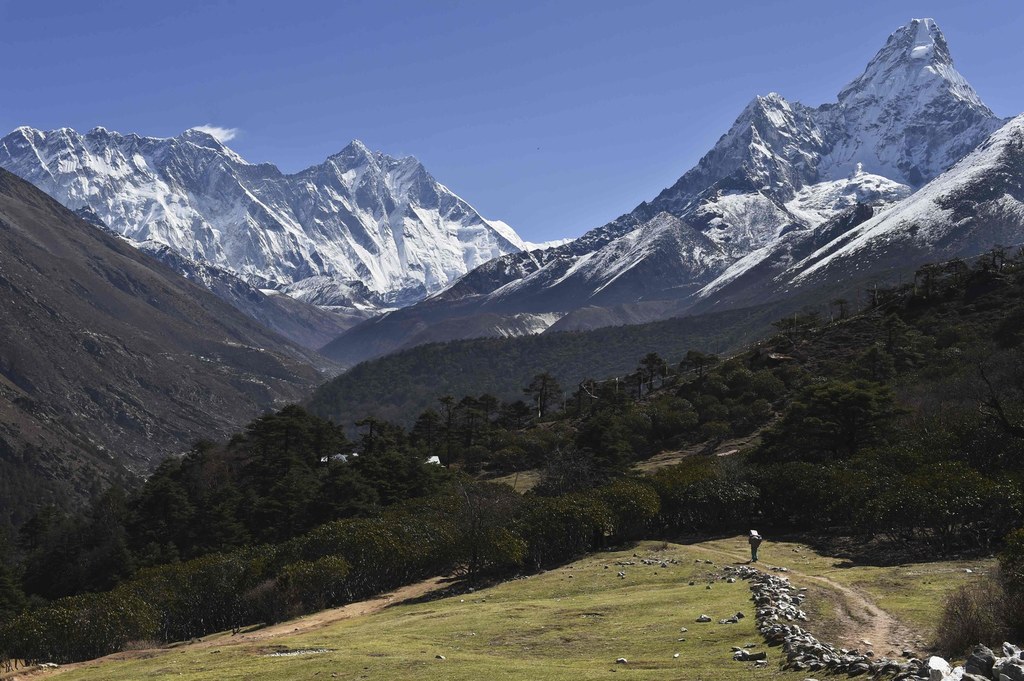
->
[[14, 576, 449, 680], [690, 543, 917, 657]]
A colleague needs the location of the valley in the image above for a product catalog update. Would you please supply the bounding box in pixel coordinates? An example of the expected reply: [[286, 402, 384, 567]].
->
[[1, 10, 1024, 681]]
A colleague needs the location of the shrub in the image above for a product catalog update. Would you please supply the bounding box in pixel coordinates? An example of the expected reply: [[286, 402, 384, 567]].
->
[[275, 556, 351, 617], [1000, 528, 1024, 638], [517, 493, 612, 569], [596, 479, 661, 541], [1, 588, 158, 664], [935, 573, 1008, 657]]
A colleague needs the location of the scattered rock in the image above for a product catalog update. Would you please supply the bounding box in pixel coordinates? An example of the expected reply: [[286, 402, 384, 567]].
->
[[696, 614, 712, 622], [998, 661, 1024, 681], [615, 657, 628, 664], [435, 655, 446, 660], [733, 649, 767, 662]]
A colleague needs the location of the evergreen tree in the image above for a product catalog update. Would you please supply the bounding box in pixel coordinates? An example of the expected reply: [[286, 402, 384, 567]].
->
[[524, 372, 562, 418]]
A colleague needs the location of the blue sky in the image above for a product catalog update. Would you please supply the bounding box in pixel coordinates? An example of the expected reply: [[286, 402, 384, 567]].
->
[[1, 0, 1022, 242]]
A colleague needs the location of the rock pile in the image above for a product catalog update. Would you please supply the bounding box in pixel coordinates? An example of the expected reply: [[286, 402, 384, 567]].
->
[[727, 565, 932, 678], [925, 643, 1024, 681]]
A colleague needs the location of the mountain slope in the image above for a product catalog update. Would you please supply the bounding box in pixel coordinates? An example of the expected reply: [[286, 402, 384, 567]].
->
[[321, 18, 1005, 367], [787, 114, 1024, 286], [0, 128, 526, 311], [139, 244, 363, 349], [312, 302, 781, 428], [0, 168, 323, 526]]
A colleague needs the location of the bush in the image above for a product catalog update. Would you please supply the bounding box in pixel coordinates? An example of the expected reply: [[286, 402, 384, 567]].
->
[[1000, 528, 1024, 638], [596, 479, 661, 541], [935, 573, 1009, 657], [1, 588, 158, 664], [517, 493, 612, 569], [651, 459, 758, 532], [275, 556, 351, 618]]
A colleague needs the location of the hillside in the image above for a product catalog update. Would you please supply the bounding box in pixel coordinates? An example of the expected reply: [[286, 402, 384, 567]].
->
[[14, 539, 990, 681], [308, 301, 782, 428], [0, 169, 323, 528], [4, 248, 1024, 675]]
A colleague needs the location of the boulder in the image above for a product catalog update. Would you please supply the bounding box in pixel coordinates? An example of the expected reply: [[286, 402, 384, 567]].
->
[[928, 655, 951, 681], [965, 645, 996, 677], [997, 661, 1024, 681]]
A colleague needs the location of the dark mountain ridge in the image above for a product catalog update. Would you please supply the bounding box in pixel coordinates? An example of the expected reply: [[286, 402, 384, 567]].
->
[[0, 169, 323, 526]]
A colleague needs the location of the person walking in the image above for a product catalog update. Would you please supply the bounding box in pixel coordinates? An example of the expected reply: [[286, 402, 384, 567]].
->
[[748, 530, 762, 563]]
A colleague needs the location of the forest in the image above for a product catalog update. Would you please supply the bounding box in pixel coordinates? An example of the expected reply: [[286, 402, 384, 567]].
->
[[3, 249, 1024, 666]]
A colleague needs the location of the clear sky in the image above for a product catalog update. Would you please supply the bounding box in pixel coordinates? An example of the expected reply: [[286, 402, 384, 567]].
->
[[1, 0, 1022, 242]]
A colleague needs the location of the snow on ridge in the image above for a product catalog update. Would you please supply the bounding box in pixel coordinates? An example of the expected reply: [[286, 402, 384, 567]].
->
[[786, 170, 911, 226], [523, 237, 573, 251], [791, 115, 1024, 283], [0, 126, 533, 310]]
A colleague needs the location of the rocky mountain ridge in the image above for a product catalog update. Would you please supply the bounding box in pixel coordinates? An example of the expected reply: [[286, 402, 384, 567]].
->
[[0, 128, 528, 316], [322, 17, 1013, 367]]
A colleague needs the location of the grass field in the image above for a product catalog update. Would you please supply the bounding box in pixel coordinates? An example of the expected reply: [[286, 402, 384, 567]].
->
[[15, 538, 994, 681]]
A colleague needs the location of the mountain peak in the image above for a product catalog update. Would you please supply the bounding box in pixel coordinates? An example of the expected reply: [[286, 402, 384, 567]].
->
[[900, 18, 949, 64], [837, 17, 981, 109], [0, 124, 526, 302], [182, 127, 222, 144], [327, 139, 379, 169]]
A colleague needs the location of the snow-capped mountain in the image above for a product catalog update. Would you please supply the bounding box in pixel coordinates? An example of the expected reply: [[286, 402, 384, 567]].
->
[[0, 128, 527, 309], [687, 113, 1024, 314], [321, 18, 1010, 367], [778, 114, 1024, 292]]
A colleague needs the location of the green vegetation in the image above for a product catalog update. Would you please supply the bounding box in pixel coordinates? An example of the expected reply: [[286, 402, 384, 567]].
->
[[308, 303, 782, 427], [5, 249, 1024, 667], [34, 540, 991, 681]]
